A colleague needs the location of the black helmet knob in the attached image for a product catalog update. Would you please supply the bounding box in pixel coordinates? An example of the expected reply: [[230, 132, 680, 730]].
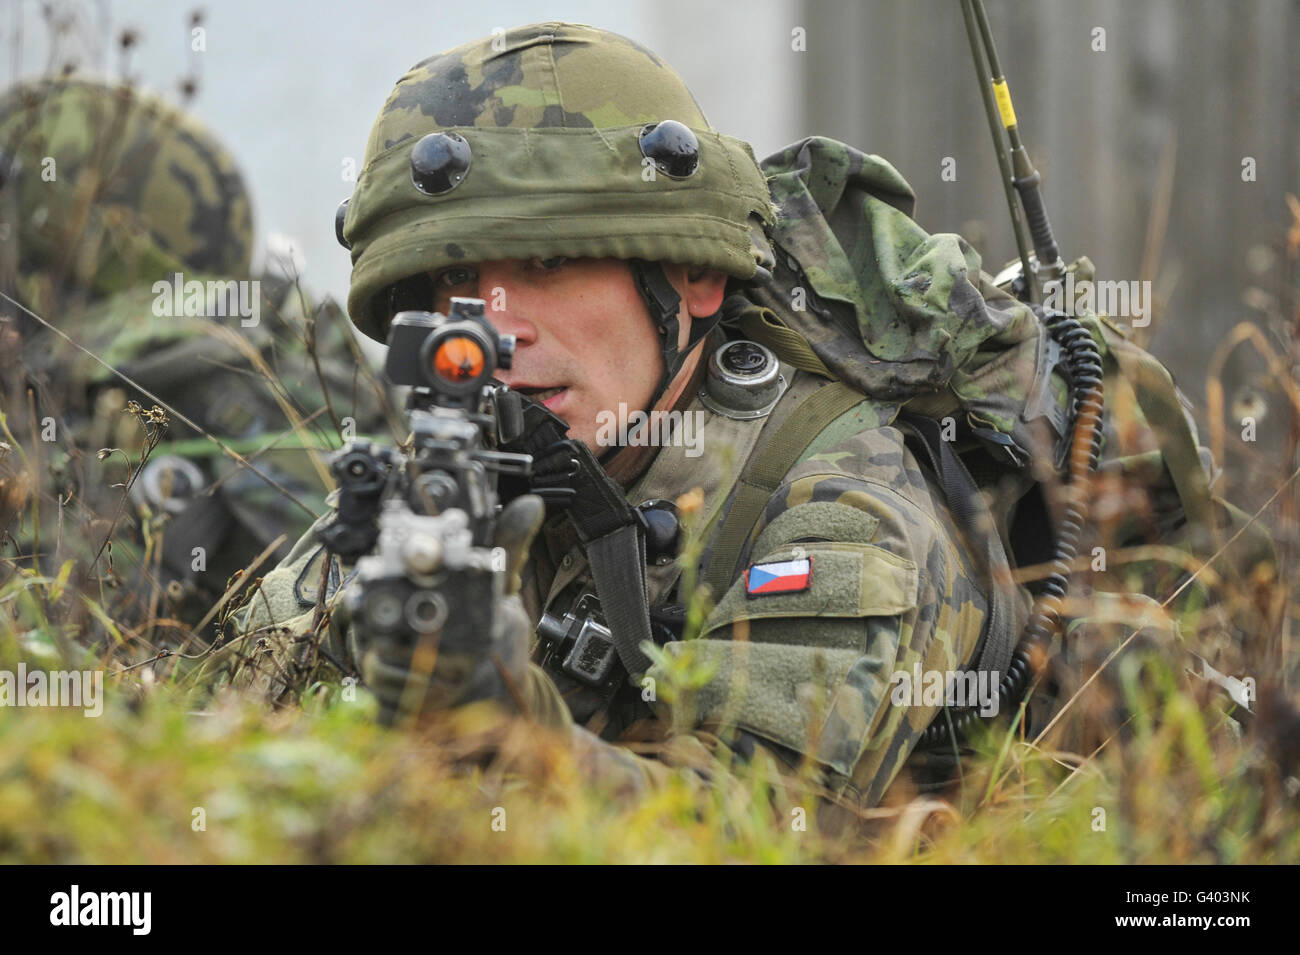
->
[[638, 121, 699, 179], [335, 197, 351, 249], [410, 131, 472, 196]]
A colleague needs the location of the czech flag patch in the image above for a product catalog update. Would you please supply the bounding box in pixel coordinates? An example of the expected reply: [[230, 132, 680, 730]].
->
[[744, 556, 813, 596]]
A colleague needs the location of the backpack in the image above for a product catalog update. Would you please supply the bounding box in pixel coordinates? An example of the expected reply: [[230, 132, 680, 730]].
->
[[706, 136, 1272, 732]]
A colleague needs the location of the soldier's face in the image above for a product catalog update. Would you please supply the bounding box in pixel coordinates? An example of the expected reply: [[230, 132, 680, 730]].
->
[[424, 257, 725, 449]]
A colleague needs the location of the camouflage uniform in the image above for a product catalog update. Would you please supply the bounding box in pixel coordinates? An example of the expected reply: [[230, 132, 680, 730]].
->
[[210, 23, 1261, 808], [0, 77, 391, 625]]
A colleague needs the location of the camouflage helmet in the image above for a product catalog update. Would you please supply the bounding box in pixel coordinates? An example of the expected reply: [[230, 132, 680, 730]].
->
[[340, 22, 776, 343], [0, 76, 253, 304]]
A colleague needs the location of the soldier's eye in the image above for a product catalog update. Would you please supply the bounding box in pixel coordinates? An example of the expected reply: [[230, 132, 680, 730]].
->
[[528, 256, 566, 271], [434, 266, 477, 289]]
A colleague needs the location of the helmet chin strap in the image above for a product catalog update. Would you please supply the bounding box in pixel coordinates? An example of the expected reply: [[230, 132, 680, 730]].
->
[[630, 259, 722, 414]]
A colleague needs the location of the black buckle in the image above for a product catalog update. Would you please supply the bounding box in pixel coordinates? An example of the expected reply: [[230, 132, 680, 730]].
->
[[562, 619, 618, 686], [535, 590, 619, 688]]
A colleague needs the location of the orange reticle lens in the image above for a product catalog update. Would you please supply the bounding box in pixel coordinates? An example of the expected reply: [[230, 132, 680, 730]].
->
[[432, 335, 486, 383]]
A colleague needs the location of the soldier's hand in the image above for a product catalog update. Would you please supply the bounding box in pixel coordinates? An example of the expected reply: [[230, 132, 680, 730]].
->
[[360, 495, 545, 725], [496, 393, 579, 515]]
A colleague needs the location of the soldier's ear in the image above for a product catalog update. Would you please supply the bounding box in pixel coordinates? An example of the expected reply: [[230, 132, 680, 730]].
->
[[666, 263, 727, 318]]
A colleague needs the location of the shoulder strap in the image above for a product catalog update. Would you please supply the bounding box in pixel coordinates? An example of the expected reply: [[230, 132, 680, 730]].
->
[[561, 436, 657, 677], [735, 307, 836, 379], [585, 524, 655, 676], [704, 380, 865, 599]]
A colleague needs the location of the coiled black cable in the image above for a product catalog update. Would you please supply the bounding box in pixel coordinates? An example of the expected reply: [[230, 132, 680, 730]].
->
[[919, 307, 1105, 747]]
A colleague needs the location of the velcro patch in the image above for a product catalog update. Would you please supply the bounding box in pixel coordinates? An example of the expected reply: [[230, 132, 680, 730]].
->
[[745, 556, 812, 596]]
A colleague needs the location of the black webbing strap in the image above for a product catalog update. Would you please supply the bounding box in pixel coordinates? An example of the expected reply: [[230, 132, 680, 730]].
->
[[585, 525, 654, 675], [703, 381, 865, 600], [897, 413, 1016, 682], [563, 436, 656, 676]]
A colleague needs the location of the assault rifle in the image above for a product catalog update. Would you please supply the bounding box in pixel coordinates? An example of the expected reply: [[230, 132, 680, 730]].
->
[[313, 297, 533, 704]]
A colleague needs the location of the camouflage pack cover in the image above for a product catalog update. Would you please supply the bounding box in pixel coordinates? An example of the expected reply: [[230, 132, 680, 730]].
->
[[341, 21, 775, 341], [0, 76, 253, 305], [736, 137, 1042, 416]]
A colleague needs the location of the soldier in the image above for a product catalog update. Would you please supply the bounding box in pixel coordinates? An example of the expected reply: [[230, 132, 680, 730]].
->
[[0, 76, 391, 630], [211, 23, 1264, 809]]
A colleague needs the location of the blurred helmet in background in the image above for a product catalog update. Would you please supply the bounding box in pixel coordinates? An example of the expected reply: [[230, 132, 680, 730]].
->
[[0, 76, 254, 308]]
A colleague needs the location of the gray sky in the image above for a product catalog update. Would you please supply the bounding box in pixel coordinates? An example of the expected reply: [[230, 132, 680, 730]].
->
[[3, 0, 801, 306]]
